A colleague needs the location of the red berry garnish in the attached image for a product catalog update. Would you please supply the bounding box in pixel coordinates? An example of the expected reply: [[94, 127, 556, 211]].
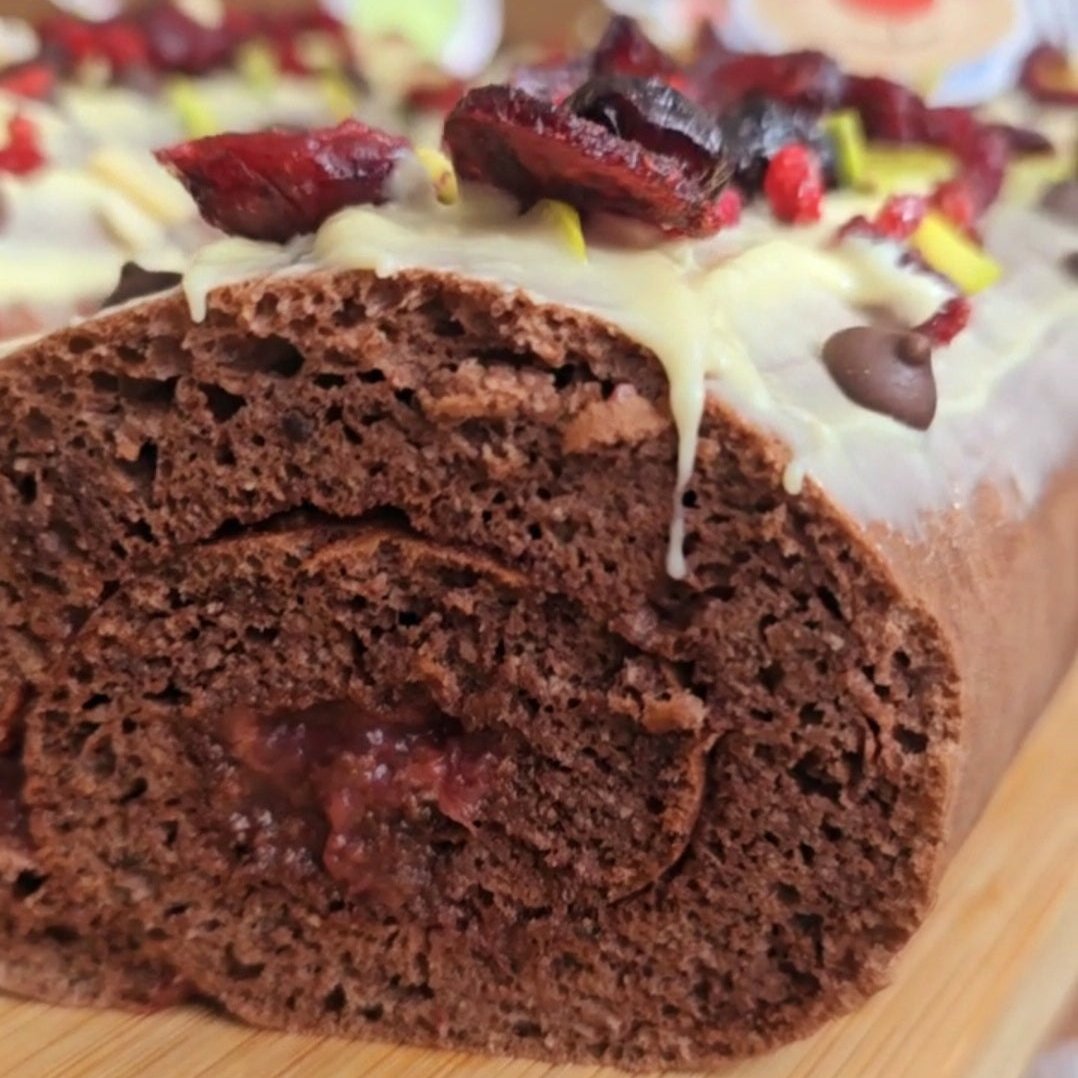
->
[[1020, 44, 1078, 105], [0, 62, 57, 101], [445, 83, 733, 237], [916, 296, 971, 346], [155, 120, 410, 243], [763, 143, 823, 223], [874, 194, 927, 240], [0, 115, 45, 176]]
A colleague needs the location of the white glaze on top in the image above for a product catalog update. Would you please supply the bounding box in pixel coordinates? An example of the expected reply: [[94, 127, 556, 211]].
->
[[295, 191, 1076, 570]]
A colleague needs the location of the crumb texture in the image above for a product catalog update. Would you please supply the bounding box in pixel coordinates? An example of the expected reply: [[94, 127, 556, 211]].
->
[[0, 268, 1068, 1070]]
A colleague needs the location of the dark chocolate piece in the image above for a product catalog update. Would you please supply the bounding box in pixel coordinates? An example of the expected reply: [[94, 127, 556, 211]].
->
[[101, 262, 182, 310], [1041, 179, 1078, 225], [1063, 251, 1078, 279], [822, 326, 937, 430]]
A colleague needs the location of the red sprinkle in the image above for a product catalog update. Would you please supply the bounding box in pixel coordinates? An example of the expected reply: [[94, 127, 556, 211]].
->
[[0, 115, 45, 176], [763, 143, 823, 223], [916, 296, 971, 346], [874, 194, 927, 240]]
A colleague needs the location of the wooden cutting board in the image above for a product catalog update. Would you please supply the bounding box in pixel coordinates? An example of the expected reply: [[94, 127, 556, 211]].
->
[[3, 661, 1076, 1078]]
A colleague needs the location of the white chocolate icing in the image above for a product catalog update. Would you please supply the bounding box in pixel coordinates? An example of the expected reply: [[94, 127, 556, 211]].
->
[[294, 189, 1075, 568]]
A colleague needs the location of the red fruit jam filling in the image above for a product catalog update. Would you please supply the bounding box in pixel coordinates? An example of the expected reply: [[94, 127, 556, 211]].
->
[[225, 696, 496, 900], [156, 120, 410, 242]]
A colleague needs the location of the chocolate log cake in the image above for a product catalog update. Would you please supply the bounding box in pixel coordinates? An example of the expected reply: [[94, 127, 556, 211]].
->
[[1, 11, 1077, 1072]]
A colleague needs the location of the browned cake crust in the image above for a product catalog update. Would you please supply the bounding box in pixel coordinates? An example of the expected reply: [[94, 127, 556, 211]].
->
[[0, 269, 1075, 1069]]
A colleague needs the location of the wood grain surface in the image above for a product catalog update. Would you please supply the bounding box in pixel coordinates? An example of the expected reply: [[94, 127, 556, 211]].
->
[[2, 660, 1076, 1078]]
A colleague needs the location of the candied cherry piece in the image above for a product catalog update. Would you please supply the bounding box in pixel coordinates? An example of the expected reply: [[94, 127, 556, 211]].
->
[[763, 143, 823, 223], [156, 119, 410, 243], [1020, 44, 1078, 105], [565, 75, 727, 186], [0, 114, 45, 176], [591, 15, 681, 81], [697, 50, 845, 113], [720, 95, 835, 192], [444, 84, 734, 236]]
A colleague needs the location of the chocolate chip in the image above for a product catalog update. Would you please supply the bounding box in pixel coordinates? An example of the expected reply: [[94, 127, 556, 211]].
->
[[1040, 180, 1078, 225], [101, 263, 182, 311], [822, 326, 937, 431], [895, 331, 932, 367], [1063, 250, 1078, 278]]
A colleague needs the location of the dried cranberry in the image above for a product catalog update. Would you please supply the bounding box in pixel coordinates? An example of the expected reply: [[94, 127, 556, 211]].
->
[[719, 95, 835, 192], [265, 11, 354, 76], [36, 15, 100, 75], [444, 84, 733, 236], [917, 296, 970, 346], [0, 115, 45, 176], [874, 194, 928, 240], [140, 2, 251, 75], [96, 18, 152, 76], [591, 15, 680, 81], [930, 178, 976, 234], [1020, 44, 1078, 105], [842, 75, 1011, 217], [986, 122, 1054, 158], [508, 52, 592, 105], [841, 75, 926, 142], [565, 76, 727, 185], [156, 120, 410, 242], [696, 50, 845, 113], [0, 62, 57, 101], [710, 186, 743, 229], [405, 78, 466, 115], [763, 143, 823, 223], [956, 125, 1009, 215]]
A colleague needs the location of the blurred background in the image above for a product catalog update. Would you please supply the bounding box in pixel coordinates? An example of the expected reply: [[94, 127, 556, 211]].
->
[[2, 0, 1075, 98]]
